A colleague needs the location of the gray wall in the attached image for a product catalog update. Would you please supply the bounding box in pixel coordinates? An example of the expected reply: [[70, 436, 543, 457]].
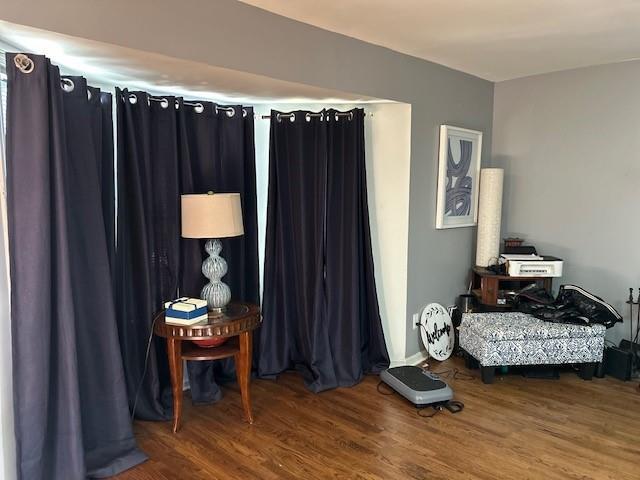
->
[[2, 0, 494, 359], [492, 61, 640, 344]]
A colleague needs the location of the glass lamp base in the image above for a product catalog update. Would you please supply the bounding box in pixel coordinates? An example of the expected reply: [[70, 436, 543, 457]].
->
[[201, 238, 231, 311]]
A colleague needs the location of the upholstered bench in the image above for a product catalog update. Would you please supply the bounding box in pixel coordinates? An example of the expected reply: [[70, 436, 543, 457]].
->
[[459, 312, 606, 384]]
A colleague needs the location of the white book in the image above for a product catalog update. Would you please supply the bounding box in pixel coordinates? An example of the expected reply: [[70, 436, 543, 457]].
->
[[165, 312, 208, 326], [164, 297, 208, 312]]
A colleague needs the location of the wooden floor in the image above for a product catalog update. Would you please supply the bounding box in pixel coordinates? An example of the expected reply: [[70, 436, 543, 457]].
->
[[115, 357, 640, 480]]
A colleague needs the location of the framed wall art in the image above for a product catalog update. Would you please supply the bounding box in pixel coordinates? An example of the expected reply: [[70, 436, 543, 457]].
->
[[435, 125, 483, 229]]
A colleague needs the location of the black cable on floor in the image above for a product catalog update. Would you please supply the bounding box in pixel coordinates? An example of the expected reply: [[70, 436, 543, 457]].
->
[[377, 381, 465, 418], [376, 380, 395, 395], [431, 367, 475, 381], [131, 311, 164, 421], [417, 406, 442, 418]]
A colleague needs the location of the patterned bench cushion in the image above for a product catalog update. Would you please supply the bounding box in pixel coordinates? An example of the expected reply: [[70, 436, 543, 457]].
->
[[459, 312, 605, 367]]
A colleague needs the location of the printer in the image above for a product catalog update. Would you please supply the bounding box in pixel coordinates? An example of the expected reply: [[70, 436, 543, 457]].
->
[[499, 254, 564, 277]]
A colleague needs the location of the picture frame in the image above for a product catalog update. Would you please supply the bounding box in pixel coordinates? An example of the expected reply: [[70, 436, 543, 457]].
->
[[435, 125, 483, 229]]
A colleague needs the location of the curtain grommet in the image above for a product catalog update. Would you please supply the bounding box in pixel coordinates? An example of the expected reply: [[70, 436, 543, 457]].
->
[[274, 112, 295, 122], [242, 108, 248, 118], [128, 94, 138, 105], [305, 113, 311, 122], [216, 106, 235, 117], [61, 77, 75, 93], [13, 54, 34, 74], [349, 112, 354, 121], [194, 103, 204, 114], [87, 89, 92, 101], [159, 98, 169, 109]]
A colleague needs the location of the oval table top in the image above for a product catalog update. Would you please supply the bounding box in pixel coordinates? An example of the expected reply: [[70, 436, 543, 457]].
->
[[154, 302, 261, 340]]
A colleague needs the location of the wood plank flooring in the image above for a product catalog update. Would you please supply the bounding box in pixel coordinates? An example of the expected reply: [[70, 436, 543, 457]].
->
[[115, 357, 640, 479]]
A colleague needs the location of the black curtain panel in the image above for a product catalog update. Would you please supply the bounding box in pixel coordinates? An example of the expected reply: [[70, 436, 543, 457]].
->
[[117, 96, 259, 410], [89, 87, 116, 277], [179, 102, 260, 404], [179, 103, 259, 303], [115, 89, 181, 420], [325, 109, 390, 377], [259, 109, 389, 392], [258, 110, 330, 390], [5, 54, 146, 480]]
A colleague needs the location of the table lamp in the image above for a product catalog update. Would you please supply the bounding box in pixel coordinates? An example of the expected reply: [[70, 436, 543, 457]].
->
[[181, 192, 244, 313]]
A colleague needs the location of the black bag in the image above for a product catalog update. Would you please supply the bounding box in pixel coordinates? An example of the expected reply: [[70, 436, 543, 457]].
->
[[514, 284, 622, 328]]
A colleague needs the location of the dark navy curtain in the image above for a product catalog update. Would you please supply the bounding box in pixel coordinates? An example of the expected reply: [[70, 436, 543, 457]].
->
[[179, 102, 259, 404], [258, 109, 389, 392], [116, 93, 259, 416], [5, 54, 146, 480], [115, 90, 181, 420]]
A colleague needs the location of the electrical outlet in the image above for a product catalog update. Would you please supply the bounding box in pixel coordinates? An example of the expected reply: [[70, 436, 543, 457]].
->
[[412, 313, 420, 330]]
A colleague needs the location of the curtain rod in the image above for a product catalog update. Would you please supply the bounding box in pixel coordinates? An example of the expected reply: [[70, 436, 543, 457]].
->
[[261, 111, 373, 122], [120, 93, 248, 117], [122, 92, 373, 121], [10, 54, 373, 122]]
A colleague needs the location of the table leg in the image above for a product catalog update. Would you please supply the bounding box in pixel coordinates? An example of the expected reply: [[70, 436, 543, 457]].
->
[[235, 331, 254, 424], [167, 337, 183, 433]]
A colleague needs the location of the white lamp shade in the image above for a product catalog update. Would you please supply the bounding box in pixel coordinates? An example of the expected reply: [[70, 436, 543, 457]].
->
[[181, 193, 244, 239]]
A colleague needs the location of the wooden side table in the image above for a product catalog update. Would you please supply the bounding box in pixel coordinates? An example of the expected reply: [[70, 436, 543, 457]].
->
[[471, 267, 553, 308], [154, 302, 261, 432]]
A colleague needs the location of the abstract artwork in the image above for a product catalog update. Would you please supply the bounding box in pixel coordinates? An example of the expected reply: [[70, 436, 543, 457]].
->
[[435, 125, 483, 229]]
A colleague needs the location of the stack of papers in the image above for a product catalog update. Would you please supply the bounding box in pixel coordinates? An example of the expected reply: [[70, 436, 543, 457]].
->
[[500, 254, 544, 261]]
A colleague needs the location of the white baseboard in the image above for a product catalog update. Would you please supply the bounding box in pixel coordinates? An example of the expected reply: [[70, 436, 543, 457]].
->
[[389, 349, 428, 367]]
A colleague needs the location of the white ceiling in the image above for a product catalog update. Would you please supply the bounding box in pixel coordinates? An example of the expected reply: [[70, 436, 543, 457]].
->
[[240, 0, 640, 81], [0, 21, 380, 104]]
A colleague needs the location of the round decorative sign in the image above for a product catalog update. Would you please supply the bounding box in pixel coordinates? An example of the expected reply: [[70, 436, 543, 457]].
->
[[419, 303, 455, 361]]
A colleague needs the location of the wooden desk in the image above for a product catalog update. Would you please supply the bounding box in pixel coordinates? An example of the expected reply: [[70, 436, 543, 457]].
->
[[471, 267, 553, 308], [154, 302, 261, 432]]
